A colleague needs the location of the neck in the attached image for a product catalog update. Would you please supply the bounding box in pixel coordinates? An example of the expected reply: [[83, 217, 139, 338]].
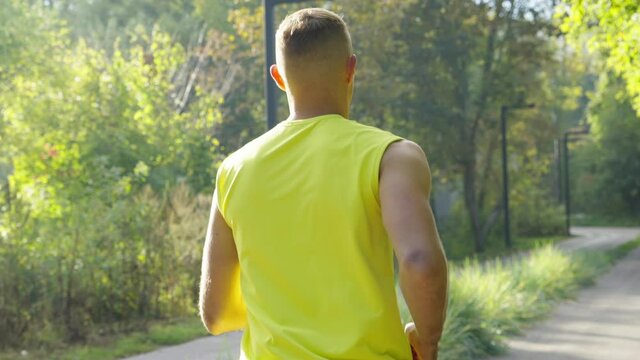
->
[[286, 90, 349, 121]]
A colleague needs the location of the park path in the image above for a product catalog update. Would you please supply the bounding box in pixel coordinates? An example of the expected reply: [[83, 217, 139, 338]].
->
[[122, 227, 640, 360], [491, 227, 640, 360]]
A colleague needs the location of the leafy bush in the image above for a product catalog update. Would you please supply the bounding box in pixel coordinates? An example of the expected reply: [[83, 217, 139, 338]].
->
[[512, 194, 565, 237], [0, 183, 209, 348], [0, 3, 218, 348]]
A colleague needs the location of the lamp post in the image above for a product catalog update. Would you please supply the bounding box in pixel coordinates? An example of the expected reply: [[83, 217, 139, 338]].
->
[[264, 0, 309, 129], [562, 125, 590, 235], [501, 103, 535, 249], [554, 138, 563, 203]]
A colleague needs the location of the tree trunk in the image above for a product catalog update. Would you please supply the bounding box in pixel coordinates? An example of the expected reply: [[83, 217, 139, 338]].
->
[[462, 159, 485, 252]]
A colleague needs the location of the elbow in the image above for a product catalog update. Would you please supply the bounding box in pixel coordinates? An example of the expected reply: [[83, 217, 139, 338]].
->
[[200, 306, 214, 334], [399, 249, 447, 278], [200, 303, 241, 335], [199, 284, 223, 335], [199, 301, 221, 335], [199, 290, 246, 335], [200, 310, 225, 336]]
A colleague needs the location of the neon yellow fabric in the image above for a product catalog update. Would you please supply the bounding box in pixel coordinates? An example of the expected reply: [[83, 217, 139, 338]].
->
[[216, 114, 411, 360]]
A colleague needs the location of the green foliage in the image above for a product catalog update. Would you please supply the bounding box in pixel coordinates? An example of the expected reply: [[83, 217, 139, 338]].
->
[[572, 75, 640, 216], [400, 240, 640, 360], [0, 1, 67, 82], [0, 0, 632, 353], [512, 188, 565, 237], [441, 195, 565, 260], [558, 0, 640, 220], [52, 0, 199, 49], [0, 183, 210, 347], [388, 0, 561, 251], [0, 318, 209, 360], [0, 2, 220, 347], [509, 118, 566, 237], [559, 0, 640, 115]]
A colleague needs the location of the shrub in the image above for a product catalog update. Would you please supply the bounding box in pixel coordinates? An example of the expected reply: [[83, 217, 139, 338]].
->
[[512, 189, 565, 237], [0, 183, 209, 348]]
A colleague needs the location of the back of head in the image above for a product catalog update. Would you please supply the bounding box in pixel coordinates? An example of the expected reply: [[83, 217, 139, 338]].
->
[[276, 8, 352, 85]]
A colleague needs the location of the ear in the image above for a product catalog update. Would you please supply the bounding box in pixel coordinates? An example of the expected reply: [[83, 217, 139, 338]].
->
[[346, 54, 357, 84], [270, 64, 287, 92]]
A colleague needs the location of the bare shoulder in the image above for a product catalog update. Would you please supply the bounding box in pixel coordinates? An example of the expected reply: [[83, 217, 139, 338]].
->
[[380, 140, 431, 195], [381, 140, 429, 173]]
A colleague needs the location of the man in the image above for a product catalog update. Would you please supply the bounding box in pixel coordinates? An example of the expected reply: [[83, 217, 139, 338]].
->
[[199, 8, 447, 360]]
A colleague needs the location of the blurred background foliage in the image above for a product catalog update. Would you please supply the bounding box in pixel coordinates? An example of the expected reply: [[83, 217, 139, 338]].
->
[[0, 0, 638, 350]]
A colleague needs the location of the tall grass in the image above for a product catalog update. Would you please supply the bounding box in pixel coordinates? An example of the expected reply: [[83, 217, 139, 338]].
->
[[399, 239, 640, 360], [5, 240, 637, 360], [0, 318, 209, 360]]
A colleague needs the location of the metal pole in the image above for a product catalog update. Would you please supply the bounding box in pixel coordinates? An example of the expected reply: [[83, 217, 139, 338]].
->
[[500, 105, 512, 249], [555, 139, 563, 203], [263, 0, 309, 129], [563, 134, 571, 235], [264, 0, 277, 129]]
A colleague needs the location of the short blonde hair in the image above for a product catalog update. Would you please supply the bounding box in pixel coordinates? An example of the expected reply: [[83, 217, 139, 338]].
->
[[276, 8, 351, 60]]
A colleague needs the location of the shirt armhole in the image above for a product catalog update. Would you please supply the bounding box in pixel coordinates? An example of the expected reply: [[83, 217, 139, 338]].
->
[[372, 136, 403, 206], [215, 163, 231, 225]]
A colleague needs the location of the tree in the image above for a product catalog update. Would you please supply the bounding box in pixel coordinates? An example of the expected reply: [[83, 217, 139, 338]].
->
[[560, 0, 640, 115], [573, 75, 640, 215], [0, 2, 222, 344], [393, 0, 558, 251]]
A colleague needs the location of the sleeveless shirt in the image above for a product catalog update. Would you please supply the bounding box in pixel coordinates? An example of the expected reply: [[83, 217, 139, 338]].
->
[[215, 114, 411, 360]]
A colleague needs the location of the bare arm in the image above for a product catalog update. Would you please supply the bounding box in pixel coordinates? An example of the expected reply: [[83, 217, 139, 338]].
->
[[380, 140, 448, 359], [198, 191, 246, 335]]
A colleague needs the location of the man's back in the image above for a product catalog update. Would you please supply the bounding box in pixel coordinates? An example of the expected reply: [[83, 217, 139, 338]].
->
[[200, 8, 447, 360], [216, 114, 411, 359]]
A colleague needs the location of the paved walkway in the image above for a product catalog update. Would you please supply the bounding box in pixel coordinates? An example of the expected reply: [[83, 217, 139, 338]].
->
[[557, 227, 640, 252], [122, 332, 241, 360], [492, 231, 640, 360], [123, 227, 640, 360]]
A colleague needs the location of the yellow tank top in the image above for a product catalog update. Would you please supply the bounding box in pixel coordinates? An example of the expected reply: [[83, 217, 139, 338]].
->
[[216, 114, 410, 360]]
